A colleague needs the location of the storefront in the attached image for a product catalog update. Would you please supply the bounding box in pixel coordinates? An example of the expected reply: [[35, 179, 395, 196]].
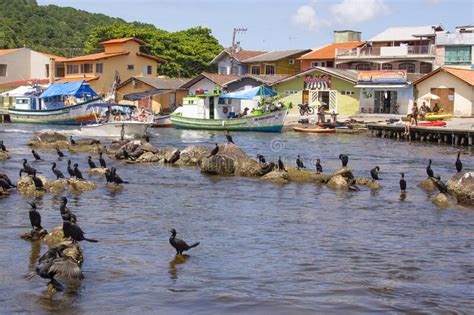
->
[[355, 70, 413, 114], [271, 67, 359, 116]]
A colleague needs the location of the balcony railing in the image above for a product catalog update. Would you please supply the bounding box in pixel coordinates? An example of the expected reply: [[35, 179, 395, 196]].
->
[[336, 45, 435, 58]]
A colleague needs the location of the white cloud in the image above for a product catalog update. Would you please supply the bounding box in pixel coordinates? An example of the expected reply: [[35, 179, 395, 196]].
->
[[329, 0, 390, 25], [291, 4, 329, 31]]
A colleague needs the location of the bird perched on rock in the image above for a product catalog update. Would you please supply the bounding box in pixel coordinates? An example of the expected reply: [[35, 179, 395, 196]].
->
[[51, 162, 65, 179], [69, 136, 76, 145], [426, 159, 434, 178], [455, 152, 462, 173], [67, 160, 75, 178], [73, 163, 84, 180], [32, 170, 44, 190], [296, 155, 305, 170], [0, 173, 15, 188], [315, 159, 323, 174], [20, 159, 36, 176], [104, 168, 114, 184], [63, 220, 98, 243], [169, 228, 199, 255], [111, 167, 128, 184], [0, 177, 12, 190], [87, 156, 97, 169], [257, 154, 266, 164], [225, 131, 234, 144], [56, 147, 65, 159], [166, 150, 180, 164], [431, 176, 448, 194], [144, 134, 150, 143], [32, 150, 42, 161], [60, 197, 77, 223], [370, 166, 381, 181], [399, 173, 407, 192], [278, 156, 287, 172], [339, 154, 349, 167], [99, 152, 107, 169], [28, 202, 43, 231], [207, 143, 219, 158], [0, 140, 7, 152]]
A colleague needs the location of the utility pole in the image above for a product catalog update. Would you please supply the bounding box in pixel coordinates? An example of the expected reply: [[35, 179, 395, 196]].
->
[[230, 27, 247, 75]]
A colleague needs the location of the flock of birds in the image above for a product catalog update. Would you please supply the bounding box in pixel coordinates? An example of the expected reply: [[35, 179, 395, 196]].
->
[[0, 132, 468, 292]]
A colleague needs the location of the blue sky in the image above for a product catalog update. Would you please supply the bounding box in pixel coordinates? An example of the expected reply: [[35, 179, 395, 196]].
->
[[38, 0, 474, 51]]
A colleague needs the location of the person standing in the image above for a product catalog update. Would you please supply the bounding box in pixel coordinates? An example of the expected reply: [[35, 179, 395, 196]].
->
[[411, 102, 419, 126]]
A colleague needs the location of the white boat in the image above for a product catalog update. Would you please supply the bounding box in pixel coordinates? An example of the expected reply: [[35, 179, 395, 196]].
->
[[79, 103, 152, 139], [152, 114, 172, 128]]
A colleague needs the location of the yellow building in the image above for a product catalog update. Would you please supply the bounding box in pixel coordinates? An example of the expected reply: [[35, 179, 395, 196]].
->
[[57, 37, 166, 94], [116, 76, 188, 114], [242, 49, 311, 76]]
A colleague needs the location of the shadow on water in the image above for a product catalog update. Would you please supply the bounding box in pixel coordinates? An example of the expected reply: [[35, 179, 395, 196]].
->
[[28, 241, 41, 271], [168, 254, 189, 280]]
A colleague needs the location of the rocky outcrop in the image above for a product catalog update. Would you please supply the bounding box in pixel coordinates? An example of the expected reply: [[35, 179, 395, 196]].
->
[[88, 168, 107, 175], [201, 155, 235, 175], [21, 228, 48, 241], [0, 151, 10, 160], [286, 168, 331, 184], [115, 140, 157, 160], [17, 175, 50, 196], [66, 178, 96, 192], [234, 158, 264, 177], [43, 226, 83, 265], [327, 167, 356, 190], [447, 172, 474, 205], [356, 177, 381, 190], [417, 178, 437, 192], [108, 140, 130, 155], [175, 145, 211, 167], [28, 131, 69, 148], [432, 193, 449, 208], [68, 139, 102, 154], [261, 170, 290, 184], [0, 187, 11, 197]]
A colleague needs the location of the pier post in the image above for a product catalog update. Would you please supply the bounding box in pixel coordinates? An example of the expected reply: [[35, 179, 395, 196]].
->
[[438, 133, 442, 144]]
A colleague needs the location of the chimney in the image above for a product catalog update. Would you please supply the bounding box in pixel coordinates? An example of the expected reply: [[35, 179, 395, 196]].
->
[[49, 58, 55, 84]]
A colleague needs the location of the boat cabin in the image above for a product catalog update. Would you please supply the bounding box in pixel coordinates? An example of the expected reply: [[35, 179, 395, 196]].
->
[[39, 80, 98, 110], [180, 94, 251, 119]]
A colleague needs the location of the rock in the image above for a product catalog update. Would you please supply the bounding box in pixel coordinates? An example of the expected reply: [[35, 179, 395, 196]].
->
[[43, 226, 67, 245], [66, 178, 96, 192], [327, 175, 350, 190], [88, 168, 107, 175], [43, 226, 83, 265], [313, 173, 331, 184], [234, 158, 264, 177], [162, 148, 180, 163], [287, 167, 327, 183], [447, 172, 474, 205], [0, 151, 10, 160], [20, 228, 48, 241], [108, 140, 130, 155], [0, 186, 11, 197], [136, 151, 161, 163], [200, 155, 235, 175], [175, 145, 211, 167], [417, 178, 437, 192], [69, 140, 102, 154], [356, 177, 381, 190], [28, 131, 69, 148], [261, 170, 290, 184], [217, 143, 249, 159], [16, 175, 49, 196], [44, 179, 66, 194], [432, 193, 449, 208], [115, 140, 146, 160]]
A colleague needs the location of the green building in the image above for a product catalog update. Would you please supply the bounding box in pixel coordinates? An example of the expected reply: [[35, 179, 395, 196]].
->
[[271, 67, 360, 116]]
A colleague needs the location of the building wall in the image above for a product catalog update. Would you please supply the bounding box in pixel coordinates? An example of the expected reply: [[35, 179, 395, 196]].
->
[[247, 57, 302, 75], [0, 48, 31, 84], [415, 71, 473, 116], [359, 86, 413, 114], [216, 55, 246, 75], [337, 60, 433, 73], [30, 50, 51, 79], [186, 78, 217, 95], [225, 77, 262, 92], [300, 59, 334, 71]]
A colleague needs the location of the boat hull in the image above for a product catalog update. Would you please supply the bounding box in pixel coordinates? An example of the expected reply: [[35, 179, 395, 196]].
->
[[9, 99, 99, 125], [170, 109, 287, 132], [80, 121, 151, 139], [151, 115, 172, 128], [293, 127, 336, 133]]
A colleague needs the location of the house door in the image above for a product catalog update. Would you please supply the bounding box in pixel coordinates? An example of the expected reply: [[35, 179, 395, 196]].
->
[[303, 90, 309, 104], [209, 97, 215, 119], [431, 88, 454, 114]]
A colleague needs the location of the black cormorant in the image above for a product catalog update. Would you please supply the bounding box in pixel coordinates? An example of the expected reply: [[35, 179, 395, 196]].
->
[[339, 154, 349, 167], [63, 220, 98, 243], [111, 167, 128, 184], [67, 160, 75, 177], [60, 197, 76, 223], [296, 155, 305, 170], [0, 178, 11, 190], [20, 159, 36, 176], [225, 131, 234, 144], [455, 152, 462, 173], [399, 172, 407, 191], [32, 170, 44, 190], [28, 202, 42, 231], [0, 173, 15, 188], [56, 147, 65, 159], [432, 176, 449, 194], [278, 156, 287, 172], [73, 163, 84, 180], [370, 166, 381, 180], [426, 159, 434, 178], [207, 143, 219, 157], [99, 152, 107, 168], [257, 154, 266, 164], [32, 150, 42, 161], [166, 150, 180, 164], [87, 156, 97, 169], [315, 159, 323, 174], [169, 228, 199, 255], [0, 140, 7, 152], [69, 136, 76, 145], [51, 162, 65, 179], [105, 169, 114, 184]]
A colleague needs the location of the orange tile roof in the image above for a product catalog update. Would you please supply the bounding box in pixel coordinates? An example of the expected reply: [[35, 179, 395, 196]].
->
[[0, 48, 18, 56], [55, 76, 99, 83], [298, 41, 364, 60], [100, 37, 145, 45], [136, 52, 166, 64], [64, 51, 129, 63], [202, 72, 242, 85], [413, 67, 474, 86], [0, 79, 49, 87], [39, 52, 67, 62]]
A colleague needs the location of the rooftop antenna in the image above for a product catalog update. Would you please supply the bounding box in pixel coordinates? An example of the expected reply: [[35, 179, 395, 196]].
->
[[230, 27, 247, 74]]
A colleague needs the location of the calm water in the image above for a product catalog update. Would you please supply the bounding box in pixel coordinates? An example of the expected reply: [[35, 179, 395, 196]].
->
[[0, 125, 473, 314]]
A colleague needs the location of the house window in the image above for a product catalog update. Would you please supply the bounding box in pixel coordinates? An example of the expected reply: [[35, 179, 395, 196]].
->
[[146, 65, 153, 75], [356, 63, 372, 70], [420, 62, 432, 73], [326, 61, 334, 67], [66, 64, 79, 74], [288, 59, 295, 65], [127, 64, 135, 70], [80, 64, 93, 73], [399, 63, 416, 73], [445, 46, 472, 65], [321, 61, 326, 67], [251, 65, 260, 75], [230, 66, 239, 75], [311, 61, 318, 68], [382, 63, 392, 70], [0, 64, 6, 77], [265, 64, 275, 75], [219, 66, 228, 74], [96, 63, 103, 73]]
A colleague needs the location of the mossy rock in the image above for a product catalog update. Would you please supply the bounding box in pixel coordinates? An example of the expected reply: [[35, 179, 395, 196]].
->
[[356, 177, 381, 190], [287, 167, 319, 183], [21, 228, 48, 241], [88, 168, 107, 175], [175, 145, 211, 167], [417, 178, 437, 192], [66, 178, 96, 192], [447, 172, 474, 205], [261, 170, 290, 184], [432, 193, 449, 208], [327, 174, 350, 190], [0, 151, 10, 160], [28, 131, 69, 148]]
